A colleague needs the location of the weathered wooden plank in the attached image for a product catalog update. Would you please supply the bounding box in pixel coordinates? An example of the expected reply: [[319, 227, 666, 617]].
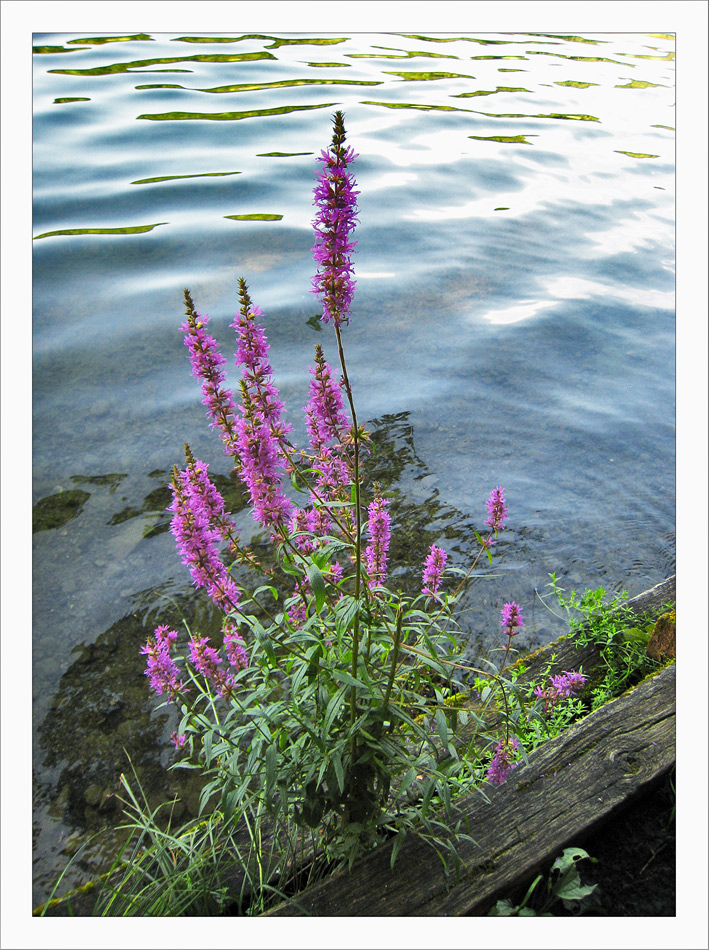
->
[[267, 662, 675, 916]]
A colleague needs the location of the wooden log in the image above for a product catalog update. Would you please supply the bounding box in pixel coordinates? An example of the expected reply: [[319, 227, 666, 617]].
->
[[267, 661, 675, 916]]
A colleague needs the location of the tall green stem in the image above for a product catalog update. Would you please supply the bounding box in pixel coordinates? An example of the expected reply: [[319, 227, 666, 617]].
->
[[383, 604, 404, 713], [333, 322, 362, 752]]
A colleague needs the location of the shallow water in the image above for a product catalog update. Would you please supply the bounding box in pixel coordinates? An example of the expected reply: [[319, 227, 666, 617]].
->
[[32, 31, 675, 906]]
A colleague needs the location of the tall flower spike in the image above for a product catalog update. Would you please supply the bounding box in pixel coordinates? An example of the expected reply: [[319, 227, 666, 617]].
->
[[485, 486, 509, 536], [181, 290, 239, 459], [189, 635, 235, 698], [169, 462, 241, 614], [298, 343, 352, 544], [500, 600, 524, 670], [223, 621, 249, 673], [182, 445, 238, 544], [305, 344, 350, 452], [235, 383, 295, 531], [231, 281, 295, 532], [232, 279, 292, 443], [364, 491, 391, 584], [312, 111, 359, 328], [141, 625, 184, 700], [422, 544, 447, 598], [500, 601, 524, 639]]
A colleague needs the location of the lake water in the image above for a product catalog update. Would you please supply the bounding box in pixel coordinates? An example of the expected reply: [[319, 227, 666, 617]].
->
[[31, 31, 675, 906]]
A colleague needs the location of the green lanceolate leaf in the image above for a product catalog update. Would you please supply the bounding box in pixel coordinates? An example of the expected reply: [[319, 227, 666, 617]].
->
[[330, 668, 369, 691], [253, 584, 278, 601], [335, 595, 360, 637], [331, 749, 345, 794], [435, 707, 448, 747], [305, 562, 327, 613], [398, 766, 418, 794], [391, 829, 407, 868], [323, 684, 349, 737], [265, 743, 277, 800], [420, 777, 436, 818]]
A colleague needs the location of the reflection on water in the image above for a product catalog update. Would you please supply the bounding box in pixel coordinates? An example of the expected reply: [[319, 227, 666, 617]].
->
[[32, 30, 674, 907]]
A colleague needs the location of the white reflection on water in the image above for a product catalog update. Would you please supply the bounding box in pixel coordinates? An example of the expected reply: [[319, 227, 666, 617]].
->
[[543, 275, 674, 310], [586, 208, 676, 256], [479, 275, 674, 325], [479, 299, 551, 325]]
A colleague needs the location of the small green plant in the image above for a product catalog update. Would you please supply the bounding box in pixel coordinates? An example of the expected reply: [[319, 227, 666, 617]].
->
[[541, 574, 666, 709], [488, 846, 598, 916]]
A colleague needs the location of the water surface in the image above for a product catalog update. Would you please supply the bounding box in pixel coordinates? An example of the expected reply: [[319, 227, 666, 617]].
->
[[32, 31, 675, 905]]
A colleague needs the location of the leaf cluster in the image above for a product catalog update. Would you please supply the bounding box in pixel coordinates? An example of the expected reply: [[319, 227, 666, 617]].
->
[[489, 846, 598, 916]]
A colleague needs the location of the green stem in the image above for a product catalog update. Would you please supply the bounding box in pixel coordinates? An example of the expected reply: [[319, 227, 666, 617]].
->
[[383, 604, 404, 715], [333, 321, 362, 756]]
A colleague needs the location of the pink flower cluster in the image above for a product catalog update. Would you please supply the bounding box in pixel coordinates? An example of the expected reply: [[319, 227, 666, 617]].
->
[[181, 302, 239, 457], [169, 458, 241, 614], [500, 601, 524, 639], [422, 544, 447, 598], [365, 493, 391, 583], [484, 485, 509, 542], [232, 281, 295, 532], [292, 343, 353, 553], [534, 670, 588, 714], [311, 112, 359, 328], [140, 625, 184, 700], [486, 736, 521, 787]]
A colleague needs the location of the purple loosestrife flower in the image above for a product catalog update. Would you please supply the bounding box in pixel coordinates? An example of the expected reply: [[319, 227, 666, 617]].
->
[[500, 601, 524, 670], [422, 544, 447, 598], [223, 622, 249, 673], [182, 448, 237, 543], [236, 385, 295, 531], [286, 579, 310, 627], [232, 280, 292, 444], [328, 561, 344, 586], [500, 601, 524, 639], [486, 737, 521, 787], [181, 291, 239, 457], [141, 625, 184, 700], [169, 464, 241, 614], [551, 670, 588, 698], [170, 731, 187, 750], [289, 505, 332, 554], [311, 111, 359, 328], [231, 281, 294, 532], [535, 670, 588, 714], [364, 492, 391, 583], [305, 344, 350, 451], [485, 486, 509, 538], [189, 635, 234, 697]]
